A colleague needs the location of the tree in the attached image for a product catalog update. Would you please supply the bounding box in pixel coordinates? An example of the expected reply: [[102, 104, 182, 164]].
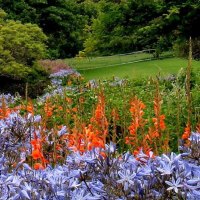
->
[[0, 0, 98, 58], [83, 0, 163, 55]]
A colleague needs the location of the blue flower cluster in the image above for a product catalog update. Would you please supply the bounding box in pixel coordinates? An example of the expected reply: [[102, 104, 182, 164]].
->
[[0, 93, 21, 107], [38, 69, 81, 102], [50, 69, 81, 87], [0, 112, 41, 168], [180, 132, 200, 165], [0, 126, 200, 199]]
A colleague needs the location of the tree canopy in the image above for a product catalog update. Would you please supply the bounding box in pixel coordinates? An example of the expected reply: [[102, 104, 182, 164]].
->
[[0, 0, 200, 58]]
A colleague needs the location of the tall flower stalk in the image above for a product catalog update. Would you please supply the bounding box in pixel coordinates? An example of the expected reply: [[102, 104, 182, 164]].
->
[[125, 96, 146, 152], [146, 80, 167, 154], [182, 37, 193, 143]]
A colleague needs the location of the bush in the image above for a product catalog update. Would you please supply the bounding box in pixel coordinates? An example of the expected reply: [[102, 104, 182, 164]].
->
[[0, 9, 49, 97]]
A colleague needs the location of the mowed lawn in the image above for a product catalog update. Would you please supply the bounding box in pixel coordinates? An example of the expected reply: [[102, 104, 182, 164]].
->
[[74, 58, 200, 80]]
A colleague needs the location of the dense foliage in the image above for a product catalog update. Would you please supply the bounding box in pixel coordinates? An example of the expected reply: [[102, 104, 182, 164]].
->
[[1, 0, 200, 58], [0, 0, 98, 58]]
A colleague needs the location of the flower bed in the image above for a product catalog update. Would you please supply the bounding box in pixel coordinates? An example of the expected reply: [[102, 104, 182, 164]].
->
[[0, 132, 200, 199], [0, 68, 200, 199]]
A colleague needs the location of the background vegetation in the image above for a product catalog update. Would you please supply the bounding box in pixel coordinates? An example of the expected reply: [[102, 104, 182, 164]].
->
[[0, 1, 200, 96], [1, 0, 200, 58]]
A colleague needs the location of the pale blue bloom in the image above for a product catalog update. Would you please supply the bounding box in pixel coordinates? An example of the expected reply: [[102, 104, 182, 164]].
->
[[165, 177, 183, 193]]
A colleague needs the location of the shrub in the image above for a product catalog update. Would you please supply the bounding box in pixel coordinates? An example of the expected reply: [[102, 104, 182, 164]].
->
[[0, 9, 49, 97]]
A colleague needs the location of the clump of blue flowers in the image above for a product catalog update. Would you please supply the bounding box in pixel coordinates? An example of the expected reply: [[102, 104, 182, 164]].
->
[[50, 69, 81, 87], [39, 68, 81, 101], [180, 132, 200, 165], [0, 132, 200, 199], [0, 93, 21, 107]]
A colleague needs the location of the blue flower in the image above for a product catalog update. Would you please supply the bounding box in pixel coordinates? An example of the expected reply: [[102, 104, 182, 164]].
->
[[157, 161, 175, 175], [117, 169, 136, 190], [165, 177, 183, 193]]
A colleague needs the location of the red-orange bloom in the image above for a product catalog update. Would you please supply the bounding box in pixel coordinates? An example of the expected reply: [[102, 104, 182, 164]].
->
[[34, 163, 44, 170], [44, 100, 53, 117], [31, 139, 41, 149], [182, 123, 191, 140], [152, 115, 166, 131], [32, 149, 42, 160], [26, 101, 34, 114]]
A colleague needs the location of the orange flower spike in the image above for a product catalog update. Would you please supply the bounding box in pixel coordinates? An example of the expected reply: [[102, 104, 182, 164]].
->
[[129, 97, 146, 125], [0, 96, 8, 119], [89, 92, 108, 147], [182, 123, 191, 140], [44, 98, 53, 118], [159, 115, 166, 130], [128, 124, 137, 135], [94, 104, 102, 123], [151, 89, 166, 143], [26, 101, 34, 114], [127, 96, 146, 148]]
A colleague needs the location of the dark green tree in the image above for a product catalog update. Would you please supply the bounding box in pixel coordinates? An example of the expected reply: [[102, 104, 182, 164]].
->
[[0, 0, 98, 58]]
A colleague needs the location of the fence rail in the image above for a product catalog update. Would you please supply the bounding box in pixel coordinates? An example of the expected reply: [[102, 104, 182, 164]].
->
[[66, 50, 173, 71]]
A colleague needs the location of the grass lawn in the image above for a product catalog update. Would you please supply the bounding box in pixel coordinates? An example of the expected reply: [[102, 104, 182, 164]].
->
[[74, 58, 200, 80], [65, 51, 172, 70]]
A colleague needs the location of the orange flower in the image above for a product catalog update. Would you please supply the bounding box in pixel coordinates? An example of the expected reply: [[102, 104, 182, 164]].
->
[[44, 99, 53, 117], [0, 97, 12, 119], [66, 97, 72, 104], [126, 97, 146, 148], [99, 151, 107, 158], [125, 136, 135, 145], [72, 107, 78, 113], [32, 149, 42, 160], [182, 123, 191, 140], [26, 101, 34, 114], [31, 139, 41, 149], [34, 163, 44, 170], [0, 108, 11, 119], [152, 115, 166, 131], [79, 97, 85, 104], [58, 106, 63, 111]]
